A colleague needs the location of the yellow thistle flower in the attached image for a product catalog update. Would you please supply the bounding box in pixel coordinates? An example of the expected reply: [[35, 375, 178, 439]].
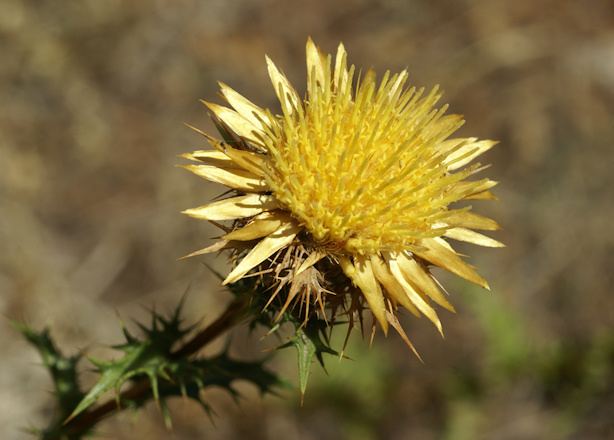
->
[[182, 38, 502, 350]]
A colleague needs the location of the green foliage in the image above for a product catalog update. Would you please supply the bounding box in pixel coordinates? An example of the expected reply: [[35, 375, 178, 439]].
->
[[162, 352, 281, 403], [278, 318, 339, 398], [17, 275, 359, 438], [15, 323, 87, 440], [227, 276, 342, 398], [16, 324, 84, 418], [67, 302, 193, 422], [18, 297, 281, 439]]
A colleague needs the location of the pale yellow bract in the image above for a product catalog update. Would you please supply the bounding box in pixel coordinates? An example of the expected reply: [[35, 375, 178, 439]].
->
[[182, 38, 502, 348]]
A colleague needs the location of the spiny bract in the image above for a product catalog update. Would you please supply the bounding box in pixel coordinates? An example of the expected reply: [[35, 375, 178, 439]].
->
[[182, 38, 502, 352]]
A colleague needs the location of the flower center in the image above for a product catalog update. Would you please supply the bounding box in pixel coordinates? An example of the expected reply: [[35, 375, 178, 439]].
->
[[261, 80, 464, 255]]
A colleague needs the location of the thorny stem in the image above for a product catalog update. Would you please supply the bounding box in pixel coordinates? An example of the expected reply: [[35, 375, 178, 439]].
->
[[58, 296, 250, 438]]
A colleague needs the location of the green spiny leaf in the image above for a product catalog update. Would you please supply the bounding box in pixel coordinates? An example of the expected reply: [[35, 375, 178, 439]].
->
[[232, 276, 341, 397], [131, 352, 282, 427], [67, 302, 193, 422], [302, 318, 339, 368], [278, 317, 339, 399], [15, 323, 88, 439], [67, 342, 151, 422], [293, 327, 317, 399], [15, 323, 84, 418]]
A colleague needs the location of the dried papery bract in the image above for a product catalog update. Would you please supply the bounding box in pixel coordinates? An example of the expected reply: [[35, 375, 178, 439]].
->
[[182, 38, 502, 352]]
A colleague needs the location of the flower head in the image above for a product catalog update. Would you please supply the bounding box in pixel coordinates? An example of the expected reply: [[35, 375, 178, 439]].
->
[[182, 38, 502, 350]]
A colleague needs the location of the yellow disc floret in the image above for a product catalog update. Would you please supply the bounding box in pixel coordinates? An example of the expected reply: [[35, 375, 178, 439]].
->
[[261, 46, 476, 254]]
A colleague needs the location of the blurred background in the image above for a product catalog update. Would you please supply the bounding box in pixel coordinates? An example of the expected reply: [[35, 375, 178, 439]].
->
[[2, 0, 614, 439]]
